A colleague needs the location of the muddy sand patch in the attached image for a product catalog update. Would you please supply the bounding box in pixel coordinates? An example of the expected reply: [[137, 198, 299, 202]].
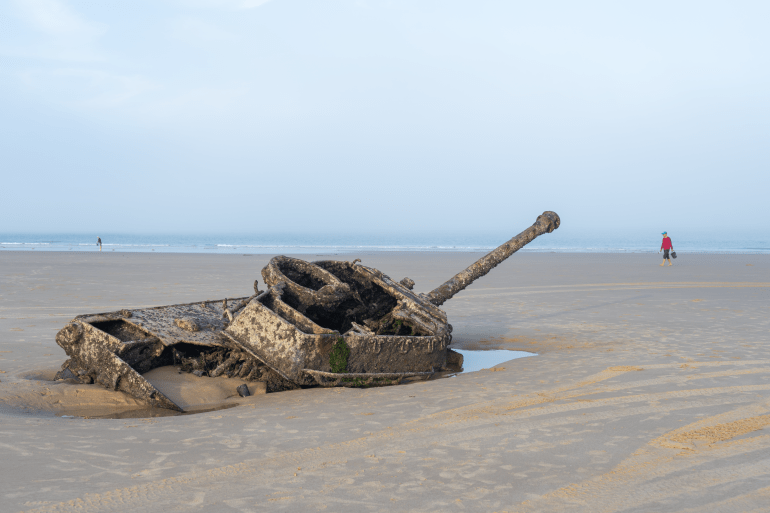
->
[[0, 365, 267, 419]]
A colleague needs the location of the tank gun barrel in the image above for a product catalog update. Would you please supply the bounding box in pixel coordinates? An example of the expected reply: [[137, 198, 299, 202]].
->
[[425, 211, 560, 306]]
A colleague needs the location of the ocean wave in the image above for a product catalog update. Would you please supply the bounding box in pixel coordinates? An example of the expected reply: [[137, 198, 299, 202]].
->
[[1, 235, 768, 254], [100, 244, 171, 247], [215, 244, 497, 250]]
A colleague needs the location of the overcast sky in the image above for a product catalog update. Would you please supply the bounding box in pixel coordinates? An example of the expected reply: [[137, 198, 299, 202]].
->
[[1, 0, 768, 236]]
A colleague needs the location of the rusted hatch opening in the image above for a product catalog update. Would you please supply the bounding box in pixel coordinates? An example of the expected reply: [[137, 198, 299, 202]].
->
[[260, 293, 301, 326], [90, 319, 153, 342], [377, 318, 430, 337], [275, 262, 402, 334], [120, 341, 168, 374], [276, 260, 326, 291]]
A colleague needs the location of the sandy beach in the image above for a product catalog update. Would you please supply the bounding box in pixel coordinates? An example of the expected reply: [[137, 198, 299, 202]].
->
[[1, 250, 769, 512]]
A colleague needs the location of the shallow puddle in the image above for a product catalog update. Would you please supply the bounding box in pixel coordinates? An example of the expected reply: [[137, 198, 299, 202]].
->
[[454, 349, 535, 373]]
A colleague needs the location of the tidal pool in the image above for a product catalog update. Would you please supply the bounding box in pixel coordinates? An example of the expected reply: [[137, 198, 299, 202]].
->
[[454, 349, 535, 373]]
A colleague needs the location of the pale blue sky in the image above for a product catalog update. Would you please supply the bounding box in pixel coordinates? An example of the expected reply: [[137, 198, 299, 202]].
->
[[1, 0, 768, 235]]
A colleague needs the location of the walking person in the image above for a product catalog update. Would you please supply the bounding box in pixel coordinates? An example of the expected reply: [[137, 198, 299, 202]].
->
[[659, 232, 673, 266], [97, 237, 102, 252]]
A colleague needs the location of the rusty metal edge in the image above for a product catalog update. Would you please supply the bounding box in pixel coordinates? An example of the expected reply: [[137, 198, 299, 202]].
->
[[70, 320, 184, 412], [302, 368, 434, 387], [73, 296, 251, 320]]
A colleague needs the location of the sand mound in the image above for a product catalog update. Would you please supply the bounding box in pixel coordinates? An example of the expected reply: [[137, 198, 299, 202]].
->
[[669, 414, 770, 445], [0, 366, 267, 418], [142, 366, 266, 411], [0, 380, 147, 417]]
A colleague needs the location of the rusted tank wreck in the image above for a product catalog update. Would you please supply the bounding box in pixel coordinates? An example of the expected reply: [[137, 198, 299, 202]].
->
[[54, 211, 560, 411]]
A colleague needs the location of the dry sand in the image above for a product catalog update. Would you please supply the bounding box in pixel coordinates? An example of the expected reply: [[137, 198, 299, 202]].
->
[[1, 251, 769, 512]]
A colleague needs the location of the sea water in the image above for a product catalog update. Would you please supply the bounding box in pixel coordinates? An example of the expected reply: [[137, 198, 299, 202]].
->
[[0, 229, 768, 254], [454, 349, 535, 373]]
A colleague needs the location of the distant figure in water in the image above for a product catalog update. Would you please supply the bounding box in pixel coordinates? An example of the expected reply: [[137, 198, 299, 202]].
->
[[97, 237, 102, 252], [659, 232, 673, 266]]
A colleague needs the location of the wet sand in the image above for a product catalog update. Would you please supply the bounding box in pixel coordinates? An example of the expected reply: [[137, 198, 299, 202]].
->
[[1, 251, 769, 512]]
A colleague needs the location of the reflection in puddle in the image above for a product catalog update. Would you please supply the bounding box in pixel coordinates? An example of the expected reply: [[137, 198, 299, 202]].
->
[[455, 349, 535, 373]]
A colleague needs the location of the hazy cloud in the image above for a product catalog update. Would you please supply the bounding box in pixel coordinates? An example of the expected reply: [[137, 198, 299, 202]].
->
[[13, 0, 105, 37], [17, 68, 155, 109], [169, 0, 274, 10], [1, 0, 768, 234], [238, 0, 274, 8], [6, 0, 106, 61], [170, 18, 237, 44]]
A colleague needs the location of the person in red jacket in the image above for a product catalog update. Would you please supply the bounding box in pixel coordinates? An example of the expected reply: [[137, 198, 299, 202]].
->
[[659, 232, 673, 266]]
